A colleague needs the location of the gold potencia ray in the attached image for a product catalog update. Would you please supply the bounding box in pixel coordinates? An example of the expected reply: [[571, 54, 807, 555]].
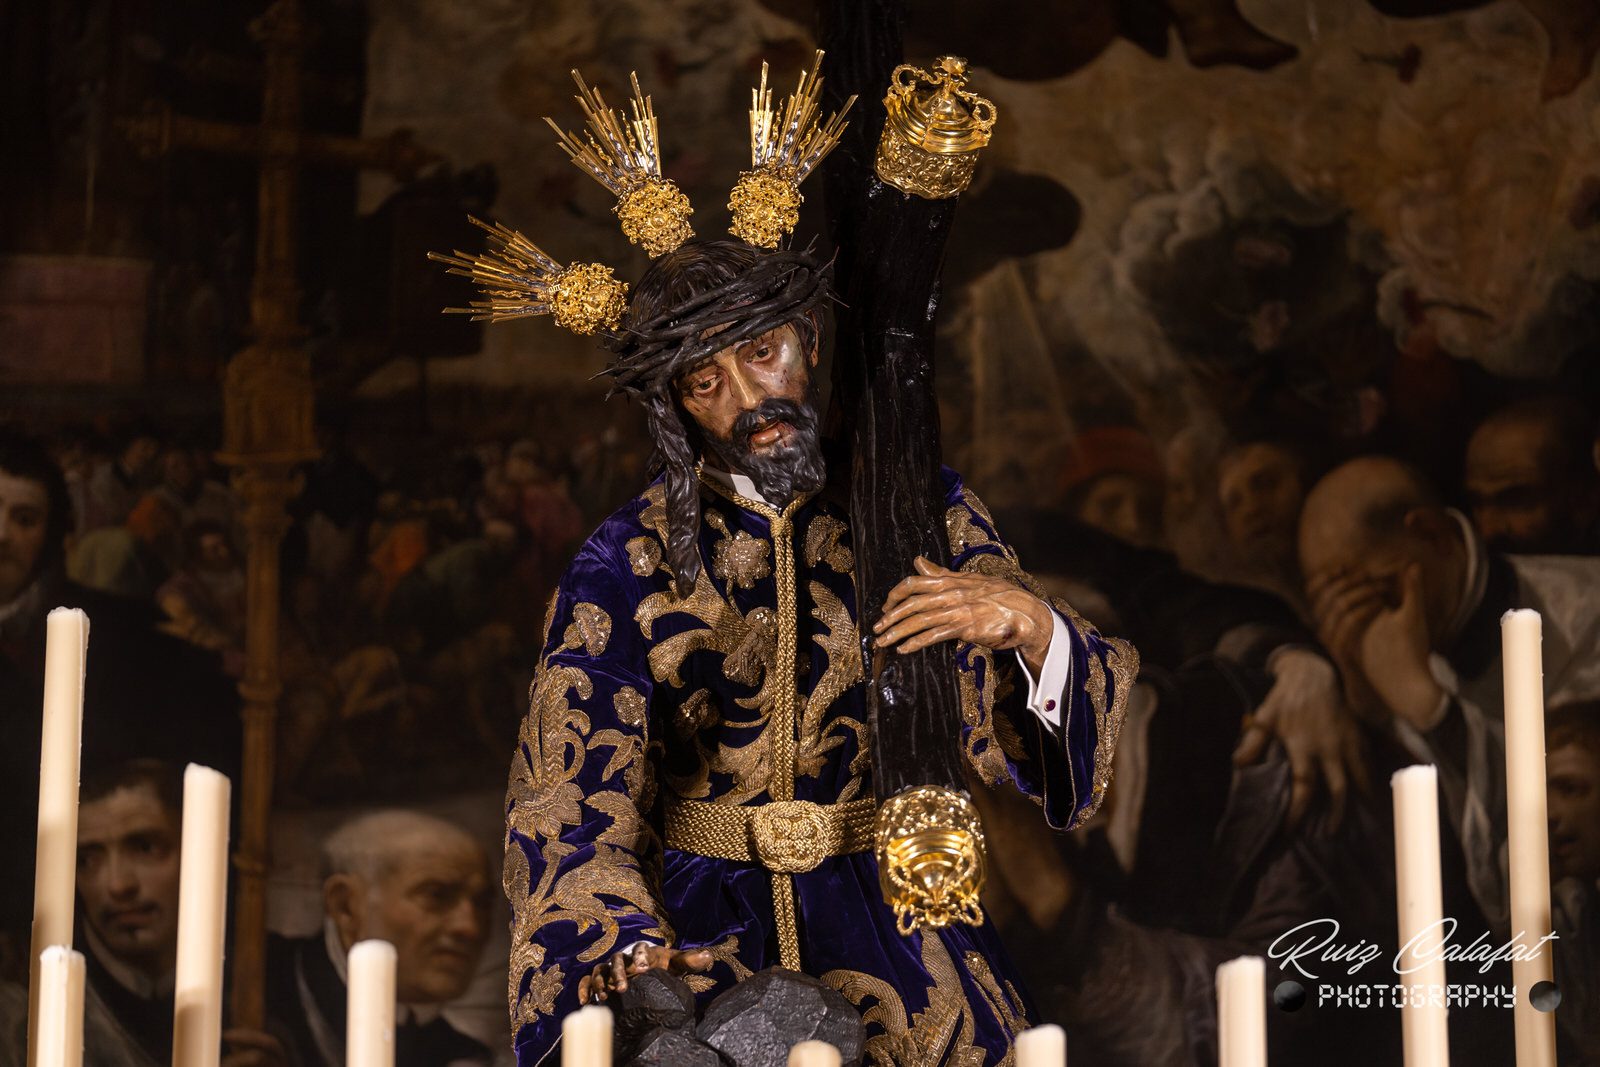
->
[[546, 70, 696, 259], [430, 54, 870, 336], [728, 50, 856, 248], [427, 218, 628, 336]]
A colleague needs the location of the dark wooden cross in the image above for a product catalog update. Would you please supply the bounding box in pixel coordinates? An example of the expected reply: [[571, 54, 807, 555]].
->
[[121, 0, 437, 1028], [820, 3, 971, 802]]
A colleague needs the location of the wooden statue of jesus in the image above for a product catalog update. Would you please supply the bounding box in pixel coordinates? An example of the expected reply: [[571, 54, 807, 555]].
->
[[432, 4, 1137, 1061]]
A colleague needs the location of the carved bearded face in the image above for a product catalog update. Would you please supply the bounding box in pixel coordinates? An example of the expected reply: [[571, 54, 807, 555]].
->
[[675, 320, 826, 505]]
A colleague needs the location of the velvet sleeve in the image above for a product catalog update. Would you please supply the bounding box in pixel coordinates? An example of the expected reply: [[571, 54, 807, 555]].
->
[[505, 541, 670, 1064], [942, 470, 1140, 831]]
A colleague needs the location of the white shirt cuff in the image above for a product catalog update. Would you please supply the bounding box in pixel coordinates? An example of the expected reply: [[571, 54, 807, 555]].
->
[[1016, 610, 1072, 728]]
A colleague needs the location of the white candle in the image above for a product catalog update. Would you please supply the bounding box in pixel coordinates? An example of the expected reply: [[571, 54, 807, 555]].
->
[[1501, 610, 1557, 1066], [35, 946, 84, 1067], [1392, 765, 1450, 1066], [28, 608, 88, 1067], [347, 941, 397, 1067], [560, 1004, 612, 1066], [1014, 1024, 1066, 1067], [787, 1039, 841, 1067], [1216, 956, 1266, 1066], [172, 765, 231, 1067]]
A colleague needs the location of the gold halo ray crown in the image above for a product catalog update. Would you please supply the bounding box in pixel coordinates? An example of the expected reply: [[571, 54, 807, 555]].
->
[[432, 51, 859, 338], [730, 50, 856, 249], [545, 71, 695, 258], [427, 217, 628, 335]]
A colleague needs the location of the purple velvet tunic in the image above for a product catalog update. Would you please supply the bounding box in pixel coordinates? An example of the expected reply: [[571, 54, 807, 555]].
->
[[504, 468, 1136, 1065]]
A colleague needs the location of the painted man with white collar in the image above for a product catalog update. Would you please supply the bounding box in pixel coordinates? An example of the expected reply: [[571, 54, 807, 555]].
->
[[267, 810, 494, 1067], [1300, 455, 1600, 935], [0, 760, 283, 1067]]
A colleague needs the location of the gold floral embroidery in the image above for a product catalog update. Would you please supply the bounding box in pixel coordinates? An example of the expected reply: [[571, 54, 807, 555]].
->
[[637, 549, 783, 803], [965, 553, 1015, 583], [803, 513, 854, 573], [946, 506, 994, 555], [672, 688, 719, 739], [638, 573, 759, 685], [665, 690, 726, 800], [517, 959, 564, 1022], [590, 726, 646, 797], [504, 847, 557, 1023], [639, 482, 669, 541], [526, 591, 560, 705], [662, 672, 774, 802], [960, 486, 997, 530], [692, 730, 773, 804], [505, 601, 668, 1032], [665, 759, 714, 800], [958, 650, 1007, 789], [963, 548, 1051, 601], [723, 607, 778, 687], [614, 686, 647, 731], [626, 535, 664, 577], [963, 950, 1029, 1041], [1078, 636, 1137, 824], [565, 602, 612, 656], [798, 580, 868, 786], [821, 933, 991, 1067], [946, 489, 1139, 831], [712, 527, 773, 590], [681, 935, 754, 995]]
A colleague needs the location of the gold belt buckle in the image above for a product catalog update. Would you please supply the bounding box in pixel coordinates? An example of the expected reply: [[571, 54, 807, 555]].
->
[[750, 800, 832, 873]]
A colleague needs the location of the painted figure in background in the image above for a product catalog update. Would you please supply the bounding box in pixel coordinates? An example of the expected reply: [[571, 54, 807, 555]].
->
[[0, 432, 240, 959], [0, 761, 284, 1067], [436, 53, 1135, 1066], [265, 811, 495, 1067]]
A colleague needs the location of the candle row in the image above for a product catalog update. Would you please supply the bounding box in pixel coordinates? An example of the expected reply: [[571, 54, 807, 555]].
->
[[30, 599, 1561, 1067], [27, 610, 400, 1067], [31, 761, 238, 1067], [558, 1009, 1068, 1066], [1212, 610, 1560, 1067], [35, 935, 397, 1067]]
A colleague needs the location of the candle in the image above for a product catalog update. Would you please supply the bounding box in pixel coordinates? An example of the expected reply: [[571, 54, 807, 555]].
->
[[561, 1005, 612, 1066], [347, 941, 397, 1067], [787, 1040, 841, 1067], [1216, 956, 1266, 1066], [172, 765, 231, 1067], [35, 946, 84, 1067], [28, 608, 88, 1067], [1501, 610, 1557, 1066], [1392, 765, 1450, 1066], [1014, 1024, 1066, 1067]]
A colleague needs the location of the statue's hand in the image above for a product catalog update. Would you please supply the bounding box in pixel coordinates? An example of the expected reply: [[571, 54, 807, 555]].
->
[[577, 943, 714, 1004], [873, 556, 1054, 673]]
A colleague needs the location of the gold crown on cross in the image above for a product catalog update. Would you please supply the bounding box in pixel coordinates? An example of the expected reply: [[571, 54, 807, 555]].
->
[[429, 51, 855, 337]]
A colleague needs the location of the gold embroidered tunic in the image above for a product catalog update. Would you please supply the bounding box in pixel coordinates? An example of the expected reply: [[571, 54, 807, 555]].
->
[[505, 469, 1136, 1065]]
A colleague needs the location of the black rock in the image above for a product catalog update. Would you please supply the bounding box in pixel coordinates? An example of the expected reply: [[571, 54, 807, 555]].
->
[[698, 968, 865, 1067], [613, 971, 699, 1055], [623, 1027, 728, 1067]]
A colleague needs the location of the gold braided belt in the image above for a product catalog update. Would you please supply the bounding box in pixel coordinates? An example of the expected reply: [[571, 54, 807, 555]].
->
[[664, 795, 877, 873]]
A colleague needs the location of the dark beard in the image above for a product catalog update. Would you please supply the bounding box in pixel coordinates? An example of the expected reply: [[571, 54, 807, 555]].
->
[[700, 395, 826, 506]]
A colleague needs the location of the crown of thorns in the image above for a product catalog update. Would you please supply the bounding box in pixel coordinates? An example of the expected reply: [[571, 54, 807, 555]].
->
[[429, 51, 853, 394]]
